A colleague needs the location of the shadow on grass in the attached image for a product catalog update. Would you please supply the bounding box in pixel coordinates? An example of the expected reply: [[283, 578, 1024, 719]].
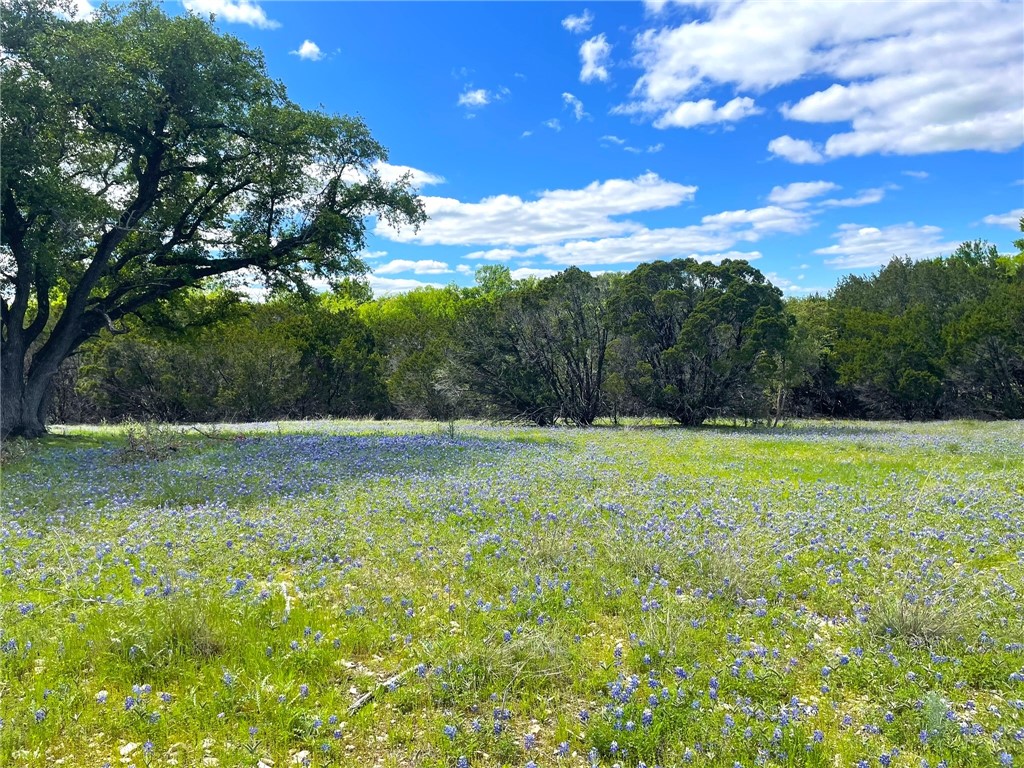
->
[[2, 424, 567, 518]]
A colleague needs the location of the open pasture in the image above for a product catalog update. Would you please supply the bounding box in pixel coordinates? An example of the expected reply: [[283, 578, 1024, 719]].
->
[[1, 420, 1022, 767]]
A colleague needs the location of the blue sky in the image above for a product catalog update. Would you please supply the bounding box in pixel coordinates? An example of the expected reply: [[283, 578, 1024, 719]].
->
[[158, 2, 1024, 293]]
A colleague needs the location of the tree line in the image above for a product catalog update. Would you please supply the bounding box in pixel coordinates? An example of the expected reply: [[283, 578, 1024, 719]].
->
[[49, 234, 1024, 427], [4, 1, 1022, 435]]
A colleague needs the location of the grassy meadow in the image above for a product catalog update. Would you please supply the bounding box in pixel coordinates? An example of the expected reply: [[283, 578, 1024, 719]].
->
[[1, 420, 1022, 767]]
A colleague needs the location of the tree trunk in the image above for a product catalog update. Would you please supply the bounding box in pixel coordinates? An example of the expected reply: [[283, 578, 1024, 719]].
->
[[1, 342, 51, 439]]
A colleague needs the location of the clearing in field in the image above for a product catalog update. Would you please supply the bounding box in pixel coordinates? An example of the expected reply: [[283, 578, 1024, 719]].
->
[[1, 420, 1022, 767]]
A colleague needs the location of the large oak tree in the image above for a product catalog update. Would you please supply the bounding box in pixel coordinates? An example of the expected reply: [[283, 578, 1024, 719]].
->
[[0, 0, 425, 437]]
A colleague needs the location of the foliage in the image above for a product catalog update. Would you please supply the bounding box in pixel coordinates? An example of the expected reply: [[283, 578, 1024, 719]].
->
[[608, 259, 789, 425], [456, 267, 612, 425], [0, 0, 424, 438], [68, 292, 388, 422], [829, 236, 1024, 419], [360, 285, 466, 419]]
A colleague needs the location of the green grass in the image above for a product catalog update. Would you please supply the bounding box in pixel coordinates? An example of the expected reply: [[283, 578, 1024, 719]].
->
[[1, 419, 1022, 767]]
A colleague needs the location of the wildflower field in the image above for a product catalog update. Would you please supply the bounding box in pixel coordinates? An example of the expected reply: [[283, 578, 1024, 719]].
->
[[1, 420, 1022, 768]]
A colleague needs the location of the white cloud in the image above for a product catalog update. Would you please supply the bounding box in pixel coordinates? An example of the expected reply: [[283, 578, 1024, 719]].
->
[[511, 268, 558, 281], [183, 0, 279, 29], [338, 161, 444, 190], [562, 92, 589, 121], [646, 143, 664, 153], [521, 130, 534, 138], [464, 248, 523, 262], [367, 276, 445, 296], [51, 0, 94, 19], [527, 230, 768, 267], [763, 271, 828, 295], [768, 136, 824, 164], [458, 88, 491, 109], [544, 118, 563, 132], [698, 205, 810, 236], [902, 170, 929, 179], [290, 40, 323, 61], [374, 163, 445, 188], [643, 0, 671, 14], [602, 135, 627, 145], [767, 181, 839, 206], [374, 259, 452, 275], [375, 172, 698, 248], [648, 96, 762, 129], [455, 264, 474, 275], [523, 205, 808, 267], [815, 222, 960, 269], [561, 9, 594, 34], [580, 34, 612, 83], [982, 208, 1024, 228], [819, 187, 887, 208], [624, 0, 1023, 157]]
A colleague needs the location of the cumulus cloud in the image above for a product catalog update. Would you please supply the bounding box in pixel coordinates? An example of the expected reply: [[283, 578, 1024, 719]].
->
[[645, 96, 762, 129], [544, 118, 563, 132], [580, 34, 612, 83], [51, 0, 94, 19], [374, 259, 452, 275], [458, 88, 491, 109], [183, 0, 279, 29], [464, 248, 523, 262], [527, 232, 768, 267], [622, 0, 1023, 157], [768, 136, 825, 164], [373, 163, 445, 188], [290, 40, 323, 61], [982, 208, 1024, 228], [767, 181, 840, 206], [763, 271, 828, 295], [375, 172, 698, 248], [370, 170, 853, 269], [561, 8, 593, 34], [339, 162, 444, 190], [819, 187, 888, 208], [814, 222, 961, 269], [562, 92, 589, 121], [516, 203, 809, 267], [367, 276, 445, 296]]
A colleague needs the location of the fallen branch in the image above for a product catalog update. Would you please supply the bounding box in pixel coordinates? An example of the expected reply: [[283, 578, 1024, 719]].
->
[[188, 425, 244, 442], [348, 665, 418, 715]]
